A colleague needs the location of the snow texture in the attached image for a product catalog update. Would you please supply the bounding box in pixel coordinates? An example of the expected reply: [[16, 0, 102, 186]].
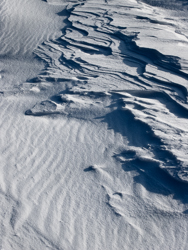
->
[[0, 0, 188, 249]]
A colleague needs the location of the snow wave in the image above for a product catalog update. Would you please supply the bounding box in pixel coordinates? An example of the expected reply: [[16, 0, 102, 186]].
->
[[1, 0, 188, 249], [27, 0, 188, 183]]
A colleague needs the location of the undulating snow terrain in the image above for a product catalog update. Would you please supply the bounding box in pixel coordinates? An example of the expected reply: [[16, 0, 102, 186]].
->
[[1, 0, 188, 249]]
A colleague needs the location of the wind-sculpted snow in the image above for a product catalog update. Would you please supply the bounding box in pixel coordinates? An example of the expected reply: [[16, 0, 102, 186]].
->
[[142, 0, 188, 10], [1, 0, 188, 249], [28, 0, 188, 182]]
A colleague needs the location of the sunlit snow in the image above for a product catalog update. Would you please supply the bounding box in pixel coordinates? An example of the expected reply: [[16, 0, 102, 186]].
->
[[0, 0, 188, 249]]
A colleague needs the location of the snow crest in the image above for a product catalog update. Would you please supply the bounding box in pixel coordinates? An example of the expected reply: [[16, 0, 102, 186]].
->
[[1, 0, 188, 249]]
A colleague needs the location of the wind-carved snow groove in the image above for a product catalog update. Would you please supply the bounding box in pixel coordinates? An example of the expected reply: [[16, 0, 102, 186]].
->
[[2, 0, 188, 249], [1, 0, 188, 249], [26, 0, 188, 184], [111, 90, 188, 182], [22, 1, 188, 242], [25, 87, 188, 186]]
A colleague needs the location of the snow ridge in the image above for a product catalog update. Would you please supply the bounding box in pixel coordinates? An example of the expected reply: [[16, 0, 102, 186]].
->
[[1, 0, 188, 249], [28, 0, 188, 183]]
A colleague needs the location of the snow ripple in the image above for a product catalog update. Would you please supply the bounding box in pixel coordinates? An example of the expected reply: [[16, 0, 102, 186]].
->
[[29, 0, 188, 183], [1, 0, 188, 249]]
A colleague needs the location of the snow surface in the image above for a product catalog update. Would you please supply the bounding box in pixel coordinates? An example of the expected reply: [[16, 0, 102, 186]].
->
[[1, 0, 188, 249]]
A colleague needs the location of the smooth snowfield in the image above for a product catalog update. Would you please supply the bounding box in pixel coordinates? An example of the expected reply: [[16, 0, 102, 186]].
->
[[1, 0, 188, 249]]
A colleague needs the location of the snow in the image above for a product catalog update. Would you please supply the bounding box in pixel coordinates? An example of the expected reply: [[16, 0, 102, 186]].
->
[[1, 0, 188, 249]]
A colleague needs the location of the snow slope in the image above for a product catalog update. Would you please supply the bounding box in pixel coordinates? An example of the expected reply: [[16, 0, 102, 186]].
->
[[1, 0, 188, 249]]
